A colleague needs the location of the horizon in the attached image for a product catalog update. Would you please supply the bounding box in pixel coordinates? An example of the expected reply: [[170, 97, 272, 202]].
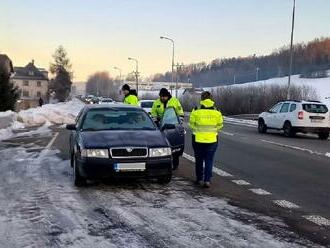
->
[[1, 0, 330, 82]]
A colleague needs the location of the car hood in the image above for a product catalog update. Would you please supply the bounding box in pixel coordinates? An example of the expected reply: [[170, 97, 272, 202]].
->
[[80, 130, 169, 148]]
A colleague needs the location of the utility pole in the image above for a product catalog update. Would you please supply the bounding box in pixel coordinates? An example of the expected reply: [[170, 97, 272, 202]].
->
[[287, 0, 296, 99], [256, 67, 260, 81], [128, 57, 139, 95]]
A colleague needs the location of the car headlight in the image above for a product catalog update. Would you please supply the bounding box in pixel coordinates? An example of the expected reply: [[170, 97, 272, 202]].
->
[[149, 147, 171, 157], [81, 149, 109, 158]]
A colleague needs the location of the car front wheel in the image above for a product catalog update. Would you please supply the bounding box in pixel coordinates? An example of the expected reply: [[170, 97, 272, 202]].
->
[[73, 156, 87, 187], [258, 119, 267, 134], [318, 132, 329, 140], [157, 173, 172, 184]]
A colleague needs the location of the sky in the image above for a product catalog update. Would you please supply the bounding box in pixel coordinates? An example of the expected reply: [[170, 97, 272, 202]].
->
[[1, 0, 330, 82]]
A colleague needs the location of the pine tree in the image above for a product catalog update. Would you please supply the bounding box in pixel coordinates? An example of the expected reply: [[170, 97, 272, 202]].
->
[[50, 46, 73, 102], [0, 59, 19, 111]]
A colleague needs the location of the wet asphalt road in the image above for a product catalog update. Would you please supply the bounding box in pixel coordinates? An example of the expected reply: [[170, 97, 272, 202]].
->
[[185, 121, 330, 219], [0, 125, 327, 247]]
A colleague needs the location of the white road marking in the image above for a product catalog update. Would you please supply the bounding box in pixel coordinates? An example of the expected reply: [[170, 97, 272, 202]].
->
[[220, 131, 235, 136], [260, 139, 327, 157], [224, 121, 256, 128], [326, 152, 330, 158], [46, 132, 59, 149], [182, 152, 195, 162], [213, 167, 233, 177], [182, 153, 233, 177], [303, 215, 330, 226], [231, 180, 251, 185], [273, 200, 300, 209], [249, 188, 272, 195]]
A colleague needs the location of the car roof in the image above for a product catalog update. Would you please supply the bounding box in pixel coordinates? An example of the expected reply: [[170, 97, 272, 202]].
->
[[280, 100, 323, 104], [84, 103, 142, 110]]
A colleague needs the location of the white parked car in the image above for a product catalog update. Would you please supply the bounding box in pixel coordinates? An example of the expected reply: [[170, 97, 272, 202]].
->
[[99, 98, 114, 104], [258, 100, 330, 140], [139, 100, 154, 114]]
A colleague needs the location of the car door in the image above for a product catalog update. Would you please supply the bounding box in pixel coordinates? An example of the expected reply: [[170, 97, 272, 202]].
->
[[275, 103, 290, 129], [265, 103, 282, 128], [160, 108, 185, 155]]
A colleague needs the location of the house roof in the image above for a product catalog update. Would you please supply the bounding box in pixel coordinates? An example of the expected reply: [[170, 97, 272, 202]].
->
[[13, 61, 48, 81]]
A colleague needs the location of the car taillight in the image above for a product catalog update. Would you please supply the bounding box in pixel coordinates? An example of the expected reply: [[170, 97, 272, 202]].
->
[[298, 111, 304, 120]]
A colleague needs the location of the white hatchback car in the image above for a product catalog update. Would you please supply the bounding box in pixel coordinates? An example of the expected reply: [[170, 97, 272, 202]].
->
[[139, 100, 154, 114], [258, 100, 330, 140]]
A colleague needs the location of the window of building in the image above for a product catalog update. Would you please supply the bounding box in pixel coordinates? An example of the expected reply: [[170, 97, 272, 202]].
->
[[23, 80, 29, 86], [28, 71, 34, 76], [22, 90, 29, 97], [37, 92, 41, 97], [37, 81, 41, 87]]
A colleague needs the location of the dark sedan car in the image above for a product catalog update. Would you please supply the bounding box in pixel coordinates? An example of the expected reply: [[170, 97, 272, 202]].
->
[[67, 104, 185, 186]]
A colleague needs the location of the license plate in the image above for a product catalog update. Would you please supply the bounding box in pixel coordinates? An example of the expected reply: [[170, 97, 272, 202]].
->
[[114, 163, 146, 172], [311, 119, 323, 123]]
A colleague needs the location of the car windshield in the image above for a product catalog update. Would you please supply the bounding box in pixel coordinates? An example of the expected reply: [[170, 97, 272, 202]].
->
[[141, 101, 154, 108], [81, 108, 156, 131], [303, 104, 328, 113]]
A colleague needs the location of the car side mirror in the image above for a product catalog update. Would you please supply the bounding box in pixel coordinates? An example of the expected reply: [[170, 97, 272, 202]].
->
[[66, 124, 76, 130], [161, 123, 176, 131]]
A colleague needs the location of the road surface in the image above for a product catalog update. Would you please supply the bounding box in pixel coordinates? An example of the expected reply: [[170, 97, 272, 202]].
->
[[0, 124, 325, 247]]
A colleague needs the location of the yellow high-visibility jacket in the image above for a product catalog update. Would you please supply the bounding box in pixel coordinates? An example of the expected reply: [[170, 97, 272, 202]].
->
[[123, 94, 139, 106], [189, 99, 223, 143], [151, 97, 184, 119]]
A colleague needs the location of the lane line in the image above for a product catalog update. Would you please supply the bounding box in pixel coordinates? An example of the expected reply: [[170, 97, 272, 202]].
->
[[249, 188, 272, 195], [46, 132, 59, 149], [182, 152, 233, 177], [260, 139, 327, 157], [231, 180, 251, 186], [273, 200, 300, 209], [220, 131, 235, 136], [303, 215, 330, 227]]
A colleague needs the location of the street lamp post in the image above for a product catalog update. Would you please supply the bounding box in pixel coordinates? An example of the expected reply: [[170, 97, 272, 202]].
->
[[287, 0, 296, 99], [113, 66, 122, 83], [160, 36, 177, 97], [128, 57, 139, 94]]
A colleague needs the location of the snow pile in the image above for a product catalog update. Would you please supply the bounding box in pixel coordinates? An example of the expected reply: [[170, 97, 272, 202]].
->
[[17, 98, 84, 126], [0, 111, 25, 141], [0, 99, 84, 140], [224, 117, 258, 127]]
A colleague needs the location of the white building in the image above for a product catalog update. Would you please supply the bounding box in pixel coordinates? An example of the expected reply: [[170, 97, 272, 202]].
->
[[12, 60, 49, 109]]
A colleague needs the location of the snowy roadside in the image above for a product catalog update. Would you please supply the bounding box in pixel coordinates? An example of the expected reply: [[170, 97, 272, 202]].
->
[[0, 98, 84, 141]]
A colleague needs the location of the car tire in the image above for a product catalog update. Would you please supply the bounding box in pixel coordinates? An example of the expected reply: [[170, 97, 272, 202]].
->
[[157, 173, 172, 184], [172, 155, 180, 170], [318, 132, 329, 140], [258, 119, 267, 134], [73, 156, 87, 187], [283, 122, 295, 138]]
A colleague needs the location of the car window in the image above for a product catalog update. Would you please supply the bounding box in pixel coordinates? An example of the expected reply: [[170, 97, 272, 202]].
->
[[280, 103, 290, 113], [269, 103, 282, 113], [303, 104, 328, 114], [141, 101, 154, 108], [289, 104, 297, 112], [161, 108, 179, 126], [81, 108, 156, 131]]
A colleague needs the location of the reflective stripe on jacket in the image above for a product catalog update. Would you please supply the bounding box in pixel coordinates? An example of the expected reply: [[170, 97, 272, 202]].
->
[[151, 97, 184, 119], [123, 94, 139, 105], [189, 99, 223, 143]]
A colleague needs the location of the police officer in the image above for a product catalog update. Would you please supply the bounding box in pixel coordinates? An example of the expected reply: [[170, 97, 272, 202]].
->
[[122, 84, 139, 105], [151, 88, 184, 123], [189, 91, 223, 188]]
